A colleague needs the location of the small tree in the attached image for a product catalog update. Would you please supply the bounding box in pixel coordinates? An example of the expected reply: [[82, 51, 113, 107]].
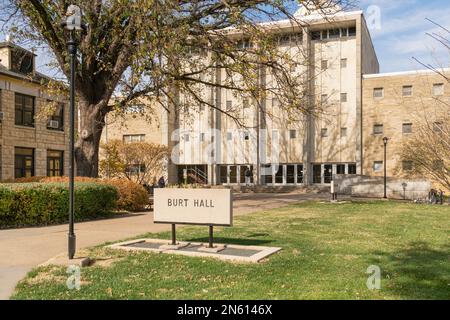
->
[[401, 106, 450, 191], [100, 140, 168, 184], [402, 19, 450, 191]]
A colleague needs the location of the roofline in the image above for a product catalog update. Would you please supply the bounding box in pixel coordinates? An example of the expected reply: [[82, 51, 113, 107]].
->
[[363, 68, 450, 79], [220, 10, 363, 35], [0, 41, 37, 56], [0, 68, 47, 85]]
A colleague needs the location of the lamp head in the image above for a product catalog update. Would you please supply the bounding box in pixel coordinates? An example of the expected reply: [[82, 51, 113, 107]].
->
[[383, 136, 389, 145], [61, 5, 87, 31]]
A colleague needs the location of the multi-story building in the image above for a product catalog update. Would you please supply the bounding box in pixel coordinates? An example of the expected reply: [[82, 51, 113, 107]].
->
[[0, 40, 69, 180], [362, 69, 449, 179], [101, 8, 447, 188]]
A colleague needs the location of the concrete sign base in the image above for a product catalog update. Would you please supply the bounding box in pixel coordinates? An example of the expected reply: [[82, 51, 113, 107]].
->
[[107, 239, 281, 263]]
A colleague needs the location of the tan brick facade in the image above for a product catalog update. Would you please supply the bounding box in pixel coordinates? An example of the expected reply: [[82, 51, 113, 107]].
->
[[362, 70, 449, 181], [0, 44, 70, 181]]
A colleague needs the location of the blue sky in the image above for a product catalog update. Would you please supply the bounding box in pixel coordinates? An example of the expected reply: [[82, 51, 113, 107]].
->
[[2, 0, 449, 75], [358, 0, 450, 72]]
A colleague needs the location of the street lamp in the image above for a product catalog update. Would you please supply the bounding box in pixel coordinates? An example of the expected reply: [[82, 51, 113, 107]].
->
[[383, 136, 389, 199], [61, 5, 87, 259]]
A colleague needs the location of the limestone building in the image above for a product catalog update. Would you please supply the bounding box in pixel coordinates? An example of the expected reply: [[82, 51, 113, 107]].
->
[[0, 41, 70, 180], [101, 9, 447, 188], [362, 69, 449, 179]]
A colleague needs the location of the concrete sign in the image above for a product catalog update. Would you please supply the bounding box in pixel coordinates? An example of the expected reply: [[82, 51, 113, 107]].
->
[[154, 188, 233, 226]]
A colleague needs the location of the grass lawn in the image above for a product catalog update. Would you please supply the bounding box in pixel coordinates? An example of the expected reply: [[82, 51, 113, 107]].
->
[[12, 200, 450, 300]]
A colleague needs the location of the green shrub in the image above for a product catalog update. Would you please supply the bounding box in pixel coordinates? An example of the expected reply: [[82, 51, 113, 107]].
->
[[0, 183, 118, 228], [42, 177, 150, 212]]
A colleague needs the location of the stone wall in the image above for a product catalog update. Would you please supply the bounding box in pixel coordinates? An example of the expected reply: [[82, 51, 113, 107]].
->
[[333, 174, 431, 200]]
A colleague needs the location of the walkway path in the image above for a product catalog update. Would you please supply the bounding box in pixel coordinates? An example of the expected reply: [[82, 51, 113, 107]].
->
[[0, 192, 327, 299]]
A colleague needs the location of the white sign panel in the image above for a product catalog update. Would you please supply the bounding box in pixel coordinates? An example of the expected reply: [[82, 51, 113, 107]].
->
[[154, 188, 233, 226]]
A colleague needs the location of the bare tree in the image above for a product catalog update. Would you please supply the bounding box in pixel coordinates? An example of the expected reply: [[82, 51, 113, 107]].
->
[[99, 140, 168, 184], [403, 19, 450, 191], [1, 0, 353, 176]]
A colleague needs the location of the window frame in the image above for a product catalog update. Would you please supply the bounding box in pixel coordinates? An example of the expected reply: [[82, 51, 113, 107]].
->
[[373, 124, 384, 135], [14, 147, 35, 178], [47, 101, 65, 131], [373, 161, 383, 172], [433, 83, 444, 96], [15, 93, 35, 127], [402, 85, 413, 97], [123, 134, 145, 143], [373, 87, 384, 99], [47, 150, 64, 177], [402, 123, 413, 134]]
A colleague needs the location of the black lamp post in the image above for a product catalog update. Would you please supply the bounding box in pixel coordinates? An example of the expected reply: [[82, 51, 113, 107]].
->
[[383, 137, 389, 199], [61, 5, 86, 259]]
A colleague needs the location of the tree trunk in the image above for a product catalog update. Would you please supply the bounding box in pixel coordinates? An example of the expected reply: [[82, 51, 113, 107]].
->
[[74, 100, 106, 177]]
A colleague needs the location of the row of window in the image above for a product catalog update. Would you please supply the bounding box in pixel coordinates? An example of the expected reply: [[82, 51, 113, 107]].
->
[[321, 58, 348, 70], [373, 83, 444, 98], [0, 91, 64, 130], [311, 26, 357, 41], [123, 134, 145, 143], [372, 121, 443, 135], [14, 147, 64, 178]]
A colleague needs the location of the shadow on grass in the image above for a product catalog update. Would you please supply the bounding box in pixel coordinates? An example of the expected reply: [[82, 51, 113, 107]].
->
[[184, 236, 274, 246], [371, 241, 449, 299]]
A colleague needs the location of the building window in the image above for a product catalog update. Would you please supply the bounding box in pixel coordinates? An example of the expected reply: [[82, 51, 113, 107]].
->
[[47, 150, 64, 177], [227, 132, 233, 141], [243, 99, 249, 109], [311, 31, 321, 40], [402, 161, 413, 171], [336, 164, 345, 174], [321, 128, 328, 137], [433, 83, 444, 96], [340, 58, 347, 68], [47, 101, 64, 131], [348, 164, 357, 174], [226, 100, 232, 110], [200, 133, 205, 142], [289, 129, 297, 139], [340, 93, 347, 102], [321, 60, 328, 70], [15, 93, 34, 127], [123, 134, 145, 143], [373, 124, 383, 135], [14, 147, 34, 178], [402, 123, 412, 134], [348, 26, 357, 36], [321, 94, 327, 104], [279, 34, 291, 46], [373, 88, 384, 98], [126, 164, 146, 175], [243, 131, 250, 140], [373, 161, 383, 172], [341, 127, 347, 137], [184, 134, 190, 142], [329, 29, 340, 39], [402, 85, 413, 97], [236, 39, 252, 49]]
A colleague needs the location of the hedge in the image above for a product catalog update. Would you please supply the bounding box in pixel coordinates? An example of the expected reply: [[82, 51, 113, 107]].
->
[[2, 177, 150, 212], [0, 183, 118, 228]]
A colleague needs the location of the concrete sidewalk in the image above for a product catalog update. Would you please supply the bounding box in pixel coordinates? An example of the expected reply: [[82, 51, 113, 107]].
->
[[0, 192, 326, 299]]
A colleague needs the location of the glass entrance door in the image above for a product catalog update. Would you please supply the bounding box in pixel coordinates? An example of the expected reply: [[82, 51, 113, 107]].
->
[[286, 165, 295, 184]]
